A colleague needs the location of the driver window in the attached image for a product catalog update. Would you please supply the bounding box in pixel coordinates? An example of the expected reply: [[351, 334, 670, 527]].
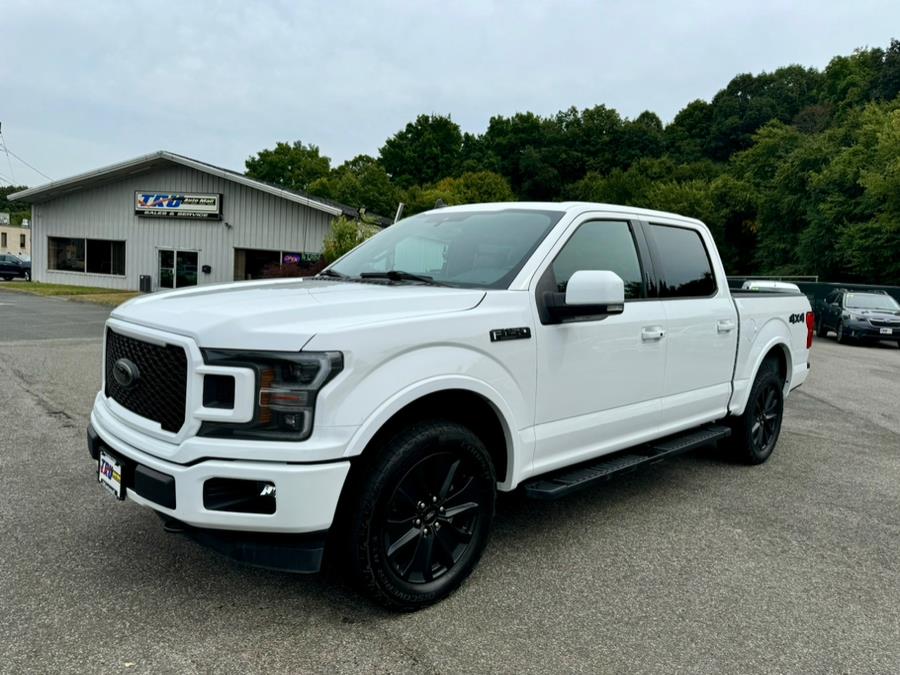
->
[[551, 220, 644, 299]]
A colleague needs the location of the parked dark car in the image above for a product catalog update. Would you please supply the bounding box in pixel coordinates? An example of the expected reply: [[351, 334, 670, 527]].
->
[[815, 289, 900, 346], [0, 254, 31, 281]]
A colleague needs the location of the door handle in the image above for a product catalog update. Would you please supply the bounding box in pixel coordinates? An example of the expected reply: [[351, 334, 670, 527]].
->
[[717, 319, 736, 333], [641, 326, 665, 341]]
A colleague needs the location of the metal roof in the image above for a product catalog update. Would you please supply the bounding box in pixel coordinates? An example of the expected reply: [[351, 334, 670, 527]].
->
[[7, 150, 364, 219]]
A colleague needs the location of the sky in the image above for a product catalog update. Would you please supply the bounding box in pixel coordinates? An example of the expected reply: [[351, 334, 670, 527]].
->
[[2, 0, 899, 188]]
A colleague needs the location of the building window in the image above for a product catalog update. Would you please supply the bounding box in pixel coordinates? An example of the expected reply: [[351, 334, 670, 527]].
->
[[48, 237, 125, 275], [233, 247, 323, 280], [48, 237, 86, 272], [20, 234, 26, 248], [1, 233, 6, 247]]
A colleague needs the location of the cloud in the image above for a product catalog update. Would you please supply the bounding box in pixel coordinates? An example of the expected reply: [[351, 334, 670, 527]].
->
[[2, 0, 898, 185]]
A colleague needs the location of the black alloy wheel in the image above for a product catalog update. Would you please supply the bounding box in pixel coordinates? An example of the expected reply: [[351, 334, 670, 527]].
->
[[382, 451, 484, 585], [340, 420, 496, 610], [727, 361, 784, 465], [750, 380, 781, 458]]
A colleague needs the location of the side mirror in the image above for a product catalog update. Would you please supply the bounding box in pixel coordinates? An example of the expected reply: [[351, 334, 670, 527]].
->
[[544, 270, 625, 323]]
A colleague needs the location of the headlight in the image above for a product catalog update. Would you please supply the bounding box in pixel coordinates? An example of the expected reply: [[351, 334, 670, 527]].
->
[[198, 349, 343, 441], [849, 313, 868, 322]]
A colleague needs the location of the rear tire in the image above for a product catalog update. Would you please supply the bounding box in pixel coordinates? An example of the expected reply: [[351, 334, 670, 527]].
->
[[1, 276, 11, 282], [23, 271, 30, 282], [340, 420, 496, 611], [836, 321, 850, 344], [728, 362, 784, 465]]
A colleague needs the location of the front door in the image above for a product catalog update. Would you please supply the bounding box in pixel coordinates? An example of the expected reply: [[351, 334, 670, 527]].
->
[[159, 250, 199, 289], [531, 217, 667, 476]]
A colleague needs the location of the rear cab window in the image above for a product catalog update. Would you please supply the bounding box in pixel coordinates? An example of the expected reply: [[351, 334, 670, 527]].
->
[[648, 223, 716, 298]]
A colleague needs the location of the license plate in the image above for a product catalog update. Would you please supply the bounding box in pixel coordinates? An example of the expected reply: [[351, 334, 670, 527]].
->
[[98, 450, 124, 499], [880, 328, 893, 335]]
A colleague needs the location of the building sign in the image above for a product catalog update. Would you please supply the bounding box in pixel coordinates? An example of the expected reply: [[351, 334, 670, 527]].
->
[[282, 252, 322, 266], [0, 212, 9, 225], [134, 192, 222, 220]]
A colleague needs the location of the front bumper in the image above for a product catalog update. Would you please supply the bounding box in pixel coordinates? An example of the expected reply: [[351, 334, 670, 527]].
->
[[845, 322, 900, 341], [87, 423, 351, 570]]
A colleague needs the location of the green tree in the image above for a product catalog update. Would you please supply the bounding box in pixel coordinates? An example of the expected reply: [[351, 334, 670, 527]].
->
[[245, 141, 331, 192], [666, 99, 714, 162], [818, 48, 883, 112], [379, 114, 463, 188], [844, 104, 900, 283], [404, 171, 514, 214], [321, 216, 380, 263], [876, 39, 900, 101], [308, 155, 400, 217]]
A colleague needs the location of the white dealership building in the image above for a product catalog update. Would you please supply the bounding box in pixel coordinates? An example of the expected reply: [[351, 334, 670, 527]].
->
[[9, 151, 372, 291]]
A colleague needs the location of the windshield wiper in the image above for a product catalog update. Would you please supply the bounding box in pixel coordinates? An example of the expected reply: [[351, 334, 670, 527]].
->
[[359, 270, 447, 286]]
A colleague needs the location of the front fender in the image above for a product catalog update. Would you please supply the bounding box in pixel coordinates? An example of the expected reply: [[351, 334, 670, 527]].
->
[[331, 345, 533, 490]]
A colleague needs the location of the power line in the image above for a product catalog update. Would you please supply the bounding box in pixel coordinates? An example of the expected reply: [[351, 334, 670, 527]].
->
[[0, 133, 15, 184], [0, 123, 52, 182], [5, 145, 52, 181]]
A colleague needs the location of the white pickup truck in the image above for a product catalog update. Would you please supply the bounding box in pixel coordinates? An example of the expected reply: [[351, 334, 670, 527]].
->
[[88, 202, 813, 609]]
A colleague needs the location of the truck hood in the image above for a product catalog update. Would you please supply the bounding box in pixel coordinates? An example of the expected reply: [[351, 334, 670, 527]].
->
[[111, 278, 486, 350]]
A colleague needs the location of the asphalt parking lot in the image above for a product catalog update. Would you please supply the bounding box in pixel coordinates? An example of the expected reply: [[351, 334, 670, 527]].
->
[[1, 289, 899, 674]]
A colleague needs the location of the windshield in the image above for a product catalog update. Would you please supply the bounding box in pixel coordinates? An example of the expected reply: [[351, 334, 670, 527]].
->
[[328, 209, 564, 289], [845, 293, 900, 311]]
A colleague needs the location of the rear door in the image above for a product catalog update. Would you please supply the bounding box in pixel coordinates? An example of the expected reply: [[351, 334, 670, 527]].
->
[[531, 214, 667, 475], [824, 290, 843, 330], [644, 220, 738, 433]]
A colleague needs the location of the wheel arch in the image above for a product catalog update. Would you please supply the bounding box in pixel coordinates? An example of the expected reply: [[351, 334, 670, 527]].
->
[[730, 335, 793, 417], [341, 379, 521, 491]]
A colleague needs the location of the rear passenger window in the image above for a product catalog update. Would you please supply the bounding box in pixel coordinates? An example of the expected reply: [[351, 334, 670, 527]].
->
[[650, 224, 716, 297], [552, 220, 644, 299]]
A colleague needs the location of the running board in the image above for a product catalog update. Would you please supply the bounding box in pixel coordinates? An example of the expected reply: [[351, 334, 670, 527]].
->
[[522, 425, 731, 500]]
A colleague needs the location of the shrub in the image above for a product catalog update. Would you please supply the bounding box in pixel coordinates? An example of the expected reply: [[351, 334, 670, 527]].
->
[[322, 216, 380, 263]]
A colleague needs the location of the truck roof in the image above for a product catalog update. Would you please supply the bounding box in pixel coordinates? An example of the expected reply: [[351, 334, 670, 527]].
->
[[430, 201, 706, 227]]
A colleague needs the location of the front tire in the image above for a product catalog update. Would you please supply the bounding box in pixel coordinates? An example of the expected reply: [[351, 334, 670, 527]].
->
[[728, 363, 784, 465], [341, 420, 496, 611], [815, 316, 828, 338], [23, 271, 31, 282], [836, 321, 850, 344]]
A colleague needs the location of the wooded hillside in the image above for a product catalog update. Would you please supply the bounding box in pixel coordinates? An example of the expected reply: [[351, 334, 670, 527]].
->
[[245, 39, 900, 284]]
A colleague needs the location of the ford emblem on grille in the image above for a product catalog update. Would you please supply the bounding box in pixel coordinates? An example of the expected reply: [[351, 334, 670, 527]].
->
[[113, 358, 140, 389]]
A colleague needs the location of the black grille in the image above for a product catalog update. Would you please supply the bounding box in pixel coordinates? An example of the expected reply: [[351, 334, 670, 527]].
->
[[869, 318, 900, 328], [105, 329, 188, 433]]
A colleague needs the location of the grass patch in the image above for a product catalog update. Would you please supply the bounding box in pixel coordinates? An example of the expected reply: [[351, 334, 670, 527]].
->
[[0, 281, 126, 296], [67, 292, 140, 307], [0, 281, 138, 306]]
